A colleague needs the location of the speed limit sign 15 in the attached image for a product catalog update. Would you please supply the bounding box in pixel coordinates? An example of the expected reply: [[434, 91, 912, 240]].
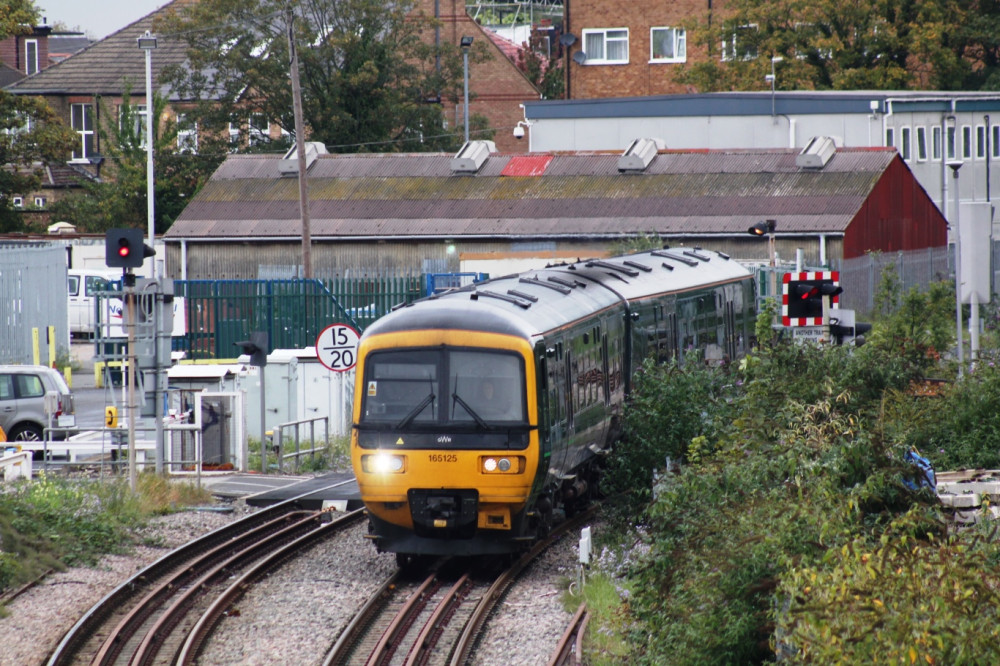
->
[[315, 324, 361, 372]]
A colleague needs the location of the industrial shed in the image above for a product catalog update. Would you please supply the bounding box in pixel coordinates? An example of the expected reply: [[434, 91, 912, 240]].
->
[[163, 141, 948, 281]]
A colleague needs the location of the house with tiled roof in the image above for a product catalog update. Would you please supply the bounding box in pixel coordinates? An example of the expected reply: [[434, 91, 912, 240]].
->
[[162, 142, 948, 311]]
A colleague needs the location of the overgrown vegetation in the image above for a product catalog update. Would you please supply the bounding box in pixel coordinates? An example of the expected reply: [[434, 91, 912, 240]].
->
[[591, 274, 1000, 663], [0, 473, 211, 598]]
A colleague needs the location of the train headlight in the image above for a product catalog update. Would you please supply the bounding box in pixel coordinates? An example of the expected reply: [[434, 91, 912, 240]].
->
[[362, 453, 406, 474], [480, 456, 524, 474]]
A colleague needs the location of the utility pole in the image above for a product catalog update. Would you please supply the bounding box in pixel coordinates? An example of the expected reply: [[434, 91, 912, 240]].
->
[[286, 4, 313, 279]]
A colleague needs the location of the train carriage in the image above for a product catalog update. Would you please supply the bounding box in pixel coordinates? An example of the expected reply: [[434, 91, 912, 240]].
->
[[351, 248, 756, 561]]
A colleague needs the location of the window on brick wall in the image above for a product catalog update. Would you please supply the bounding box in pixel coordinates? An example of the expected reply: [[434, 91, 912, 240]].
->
[[25, 39, 38, 75], [722, 24, 758, 61], [582, 28, 629, 64], [651, 27, 685, 63], [70, 103, 94, 161]]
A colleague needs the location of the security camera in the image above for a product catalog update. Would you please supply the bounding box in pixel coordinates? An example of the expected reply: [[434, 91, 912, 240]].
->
[[513, 124, 525, 139]]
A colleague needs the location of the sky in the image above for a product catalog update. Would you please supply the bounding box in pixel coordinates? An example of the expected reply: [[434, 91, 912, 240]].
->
[[37, 0, 167, 40]]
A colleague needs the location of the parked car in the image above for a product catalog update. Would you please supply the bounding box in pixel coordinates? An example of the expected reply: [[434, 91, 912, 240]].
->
[[0, 366, 76, 441]]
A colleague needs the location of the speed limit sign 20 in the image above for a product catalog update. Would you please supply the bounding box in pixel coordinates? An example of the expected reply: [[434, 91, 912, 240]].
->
[[315, 324, 360, 372]]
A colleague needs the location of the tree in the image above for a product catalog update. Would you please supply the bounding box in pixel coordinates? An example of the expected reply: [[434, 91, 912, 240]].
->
[[676, 0, 967, 92], [48, 85, 224, 234], [0, 1, 78, 232], [158, 0, 492, 154]]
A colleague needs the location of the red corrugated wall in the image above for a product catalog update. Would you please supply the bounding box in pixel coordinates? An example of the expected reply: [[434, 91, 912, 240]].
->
[[842, 156, 948, 259]]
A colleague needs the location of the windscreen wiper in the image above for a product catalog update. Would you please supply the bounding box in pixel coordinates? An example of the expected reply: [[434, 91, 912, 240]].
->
[[396, 392, 435, 429], [452, 392, 492, 430]]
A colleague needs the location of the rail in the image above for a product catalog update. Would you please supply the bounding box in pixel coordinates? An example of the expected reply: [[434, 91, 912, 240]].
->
[[274, 416, 330, 473]]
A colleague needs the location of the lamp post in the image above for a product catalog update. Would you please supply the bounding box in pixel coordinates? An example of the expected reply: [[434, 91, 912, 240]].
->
[[748, 219, 778, 301], [461, 35, 473, 144], [137, 30, 157, 278]]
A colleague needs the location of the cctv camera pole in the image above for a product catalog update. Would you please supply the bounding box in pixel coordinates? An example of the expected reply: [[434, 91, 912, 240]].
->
[[950, 162, 965, 378]]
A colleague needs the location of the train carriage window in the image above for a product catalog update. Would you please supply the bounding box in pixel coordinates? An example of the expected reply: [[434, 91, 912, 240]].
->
[[450, 350, 526, 423], [362, 351, 439, 423]]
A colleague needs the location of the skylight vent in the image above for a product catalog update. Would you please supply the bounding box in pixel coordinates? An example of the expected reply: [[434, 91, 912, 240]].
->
[[796, 136, 836, 169], [618, 137, 665, 172], [451, 140, 496, 173], [279, 142, 328, 176]]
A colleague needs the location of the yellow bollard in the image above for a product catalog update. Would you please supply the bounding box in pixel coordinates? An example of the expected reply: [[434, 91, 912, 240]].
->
[[32, 328, 40, 365], [48, 325, 55, 367], [63, 366, 73, 389]]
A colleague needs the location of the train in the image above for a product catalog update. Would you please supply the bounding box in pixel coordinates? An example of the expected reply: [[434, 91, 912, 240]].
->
[[350, 248, 757, 563]]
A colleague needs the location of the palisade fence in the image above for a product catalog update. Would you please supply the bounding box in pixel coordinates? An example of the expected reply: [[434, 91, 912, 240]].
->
[[838, 246, 953, 318], [0, 244, 69, 365], [174, 275, 424, 360]]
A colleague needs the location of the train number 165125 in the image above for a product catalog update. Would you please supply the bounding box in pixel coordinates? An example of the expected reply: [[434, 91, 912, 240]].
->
[[428, 454, 458, 463]]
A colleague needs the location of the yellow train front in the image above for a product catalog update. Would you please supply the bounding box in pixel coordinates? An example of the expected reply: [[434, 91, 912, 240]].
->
[[351, 249, 756, 560]]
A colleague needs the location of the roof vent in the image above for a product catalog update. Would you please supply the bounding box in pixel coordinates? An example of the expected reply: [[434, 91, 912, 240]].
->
[[451, 140, 496, 173], [279, 141, 328, 176], [796, 136, 836, 169], [618, 138, 665, 172]]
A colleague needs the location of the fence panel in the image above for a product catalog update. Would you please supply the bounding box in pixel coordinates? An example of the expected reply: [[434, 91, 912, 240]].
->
[[838, 247, 952, 317], [0, 244, 69, 365], [174, 276, 423, 360]]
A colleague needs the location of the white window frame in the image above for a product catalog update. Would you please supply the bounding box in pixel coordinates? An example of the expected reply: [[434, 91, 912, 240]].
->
[[177, 113, 198, 153], [24, 39, 38, 76], [722, 24, 758, 62], [976, 125, 986, 159], [33, 196, 46, 208], [650, 26, 686, 63], [582, 28, 629, 65], [915, 126, 927, 162], [947, 125, 957, 160], [12, 196, 23, 207], [932, 126, 942, 161], [962, 125, 972, 160], [70, 103, 94, 162], [993, 125, 1000, 159], [900, 126, 912, 161], [121, 104, 148, 149], [885, 127, 894, 149], [248, 113, 269, 146]]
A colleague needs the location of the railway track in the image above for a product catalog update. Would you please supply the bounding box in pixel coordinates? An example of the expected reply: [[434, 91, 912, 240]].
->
[[325, 506, 597, 666], [547, 603, 589, 666], [45, 481, 362, 666]]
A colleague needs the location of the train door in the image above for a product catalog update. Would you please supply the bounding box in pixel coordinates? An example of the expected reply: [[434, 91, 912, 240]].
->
[[534, 343, 553, 483]]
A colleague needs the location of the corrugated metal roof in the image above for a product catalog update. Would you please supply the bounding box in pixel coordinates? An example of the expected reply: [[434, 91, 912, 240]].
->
[[165, 147, 904, 241]]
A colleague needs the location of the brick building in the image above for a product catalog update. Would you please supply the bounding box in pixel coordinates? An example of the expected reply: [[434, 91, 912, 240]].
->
[[563, 0, 712, 98]]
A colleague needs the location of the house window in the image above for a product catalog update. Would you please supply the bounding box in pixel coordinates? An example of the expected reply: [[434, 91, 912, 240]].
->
[[70, 103, 94, 161], [993, 125, 1000, 159], [946, 125, 956, 160], [722, 24, 758, 61], [976, 125, 986, 159], [33, 196, 46, 208], [121, 104, 148, 148], [962, 125, 972, 159], [651, 27, 685, 63], [582, 28, 629, 64], [900, 127, 911, 161], [12, 197, 23, 207], [885, 127, 894, 149], [228, 122, 240, 150], [248, 113, 269, 146], [915, 126, 927, 161], [177, 113, 198, 153], [932, 126, 941, 160], [24, 39, 38, 75]]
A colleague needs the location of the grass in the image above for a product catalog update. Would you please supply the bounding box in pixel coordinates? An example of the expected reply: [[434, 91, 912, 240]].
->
[[565, 573, 634, 665], [0, 472, 213, 602]]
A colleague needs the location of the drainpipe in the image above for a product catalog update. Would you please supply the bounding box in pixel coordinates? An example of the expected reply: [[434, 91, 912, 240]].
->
[[986, 114, 991, 203], [943, 112, 956, 218]]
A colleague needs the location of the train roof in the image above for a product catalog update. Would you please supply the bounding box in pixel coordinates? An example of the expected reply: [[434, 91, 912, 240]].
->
[[362, 248, 753, 343]]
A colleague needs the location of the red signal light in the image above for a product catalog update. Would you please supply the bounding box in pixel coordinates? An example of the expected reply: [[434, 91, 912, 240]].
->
[[117, 240, 131, 258]]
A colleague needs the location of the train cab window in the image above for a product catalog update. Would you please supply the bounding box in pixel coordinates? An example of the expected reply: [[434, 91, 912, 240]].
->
[[360, 348, 526, 428], [361, 350, 440, 425], [450, 351, 526, 424]]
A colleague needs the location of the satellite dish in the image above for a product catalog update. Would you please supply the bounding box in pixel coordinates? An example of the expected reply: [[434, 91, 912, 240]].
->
[[559, 32, 577, 46], [572, 50, 587, 65]]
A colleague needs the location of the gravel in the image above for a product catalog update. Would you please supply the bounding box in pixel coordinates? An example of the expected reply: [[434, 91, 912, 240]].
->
[[0, 498, 598, 666]]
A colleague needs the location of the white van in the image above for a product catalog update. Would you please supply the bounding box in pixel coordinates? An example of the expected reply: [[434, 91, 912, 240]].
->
[[68, 268, 121, 338]]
